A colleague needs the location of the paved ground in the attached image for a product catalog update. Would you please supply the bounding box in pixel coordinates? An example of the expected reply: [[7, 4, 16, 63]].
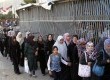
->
[[0, 54, 53, 80]]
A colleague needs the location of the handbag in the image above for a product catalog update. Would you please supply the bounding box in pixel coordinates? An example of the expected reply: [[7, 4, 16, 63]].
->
[[24, 58, 30, 73], [92, 50, 105, 77], [78, 52, 91, 77]]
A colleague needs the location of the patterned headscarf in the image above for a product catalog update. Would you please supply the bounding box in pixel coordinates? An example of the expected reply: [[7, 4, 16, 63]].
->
[[104, 39, 110, 54]]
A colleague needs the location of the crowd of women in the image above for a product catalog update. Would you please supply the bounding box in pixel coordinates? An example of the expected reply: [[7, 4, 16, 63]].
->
[[0, 29, 110, 80]]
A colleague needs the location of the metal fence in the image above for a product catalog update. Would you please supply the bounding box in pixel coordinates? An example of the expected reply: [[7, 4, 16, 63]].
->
[[18, 0, 110, 44]]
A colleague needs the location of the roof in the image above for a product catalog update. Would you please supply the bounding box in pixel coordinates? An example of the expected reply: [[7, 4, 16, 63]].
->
[[16, 0, 75, 11], [16, 3, 39, 11]]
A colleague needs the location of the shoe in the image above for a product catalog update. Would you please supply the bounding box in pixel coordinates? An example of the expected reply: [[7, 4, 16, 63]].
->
[[42, 74, 45, 76], [15, 72, 21, 75], [29, 74, 32, 77], [32, 75, 37, 78]]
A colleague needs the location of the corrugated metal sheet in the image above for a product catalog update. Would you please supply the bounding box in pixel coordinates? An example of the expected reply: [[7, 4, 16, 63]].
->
[[18, 0, 110, 44]]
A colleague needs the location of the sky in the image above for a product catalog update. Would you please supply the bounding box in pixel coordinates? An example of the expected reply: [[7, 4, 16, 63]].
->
[[0, 0, 24, 16], [0, 0, 24, 9]]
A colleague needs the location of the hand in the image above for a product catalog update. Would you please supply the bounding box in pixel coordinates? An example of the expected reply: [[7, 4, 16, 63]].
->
[[88, 62, 92, 66], [47, 51, 49, 55], [107, 59, 110, 63], [67, 62, 71, 66], [25, 57, 27, 60], [35, 51, 38, 56], [49, 71, 52, 75]]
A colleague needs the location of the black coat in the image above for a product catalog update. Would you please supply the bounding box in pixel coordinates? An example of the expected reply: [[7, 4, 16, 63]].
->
[[37, 42, 46, 61], [10, 41, 20, 64], [45, 40, 55, 55], [68, 42, 79, 64], [37, 42, 47, 69], [97, 49, 110, 76], [68, 42, 82, 80]]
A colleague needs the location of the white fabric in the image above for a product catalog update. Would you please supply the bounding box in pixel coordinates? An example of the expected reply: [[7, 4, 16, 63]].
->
[[39, 0, 58, 10], [39, 0, 58, 3], [16, 32, 24, 46], [41, 3, 52, 10], [24, 59, 30, 73], [54, 35, 68, 62]]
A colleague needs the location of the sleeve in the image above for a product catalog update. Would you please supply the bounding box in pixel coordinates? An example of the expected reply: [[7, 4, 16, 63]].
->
[[73, 46, 79, 63], [47, 56, 51, 71], [97, 51, 107, 66], [24, 43, 28, 57], [61, 58, 68, 65], [17, 42, 20, 53], [67, 44, 73, 62]]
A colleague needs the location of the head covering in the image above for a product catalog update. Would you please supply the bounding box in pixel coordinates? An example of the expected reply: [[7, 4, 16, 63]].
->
[[104, 39, 110, 46], [78, 38, 86, 45], [27, 35, 35, 46], [95, 37, 108, 52], [63, 33, 71, 45], [12, 36, 17, 45], [54, 35, 68, 61], [56, 35, 63, 43], [63, 33, 69, 41], [78, 38, 86, 54], [104, 39, 110, 54], [26, 31, 30, 38], [86, 41, 94, 52], [16, 32, 24, 45]]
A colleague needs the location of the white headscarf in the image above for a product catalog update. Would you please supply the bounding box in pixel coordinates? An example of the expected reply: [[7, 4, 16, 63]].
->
[[16, 32, 24, 46], [26, 31, 30, 38], [54, 35, 68, 61]]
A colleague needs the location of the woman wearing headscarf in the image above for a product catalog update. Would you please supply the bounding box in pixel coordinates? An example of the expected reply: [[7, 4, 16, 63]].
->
[[63, 33, 71, 46], [10, 36, 21, 74], [95, 37, 108, 53], [96, 38, 110, 80], [24, 31, 30, 43], [78, 38, 86, 57], [45, 34, 55, 63], [24, 35, 38, 77], [37, 36, 47, 76], [54, 35, 72, 80], [16, 32, 25, 67], [68, 36, 83, 80], [79, 41, 97, 80]]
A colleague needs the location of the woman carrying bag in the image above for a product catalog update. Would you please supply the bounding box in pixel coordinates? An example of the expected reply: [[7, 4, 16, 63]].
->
[[24, 34, 38, 77], [79, 41, 96, 80], [93, 39, 110, 80]]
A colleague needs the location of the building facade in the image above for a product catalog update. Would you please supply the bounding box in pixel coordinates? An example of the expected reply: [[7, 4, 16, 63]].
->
[[17, 0, 110, 44]]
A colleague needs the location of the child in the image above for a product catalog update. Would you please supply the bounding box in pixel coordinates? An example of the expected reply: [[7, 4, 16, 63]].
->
[[47, 46, 61, 80]]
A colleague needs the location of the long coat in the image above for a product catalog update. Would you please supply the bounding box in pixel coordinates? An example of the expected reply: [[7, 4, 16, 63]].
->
[[37, 42, 47, 69], [68, 42, 82, 80], [24, 43, 37, 71], [10, 41, 20, 64], [45, 40, 55, 62]]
